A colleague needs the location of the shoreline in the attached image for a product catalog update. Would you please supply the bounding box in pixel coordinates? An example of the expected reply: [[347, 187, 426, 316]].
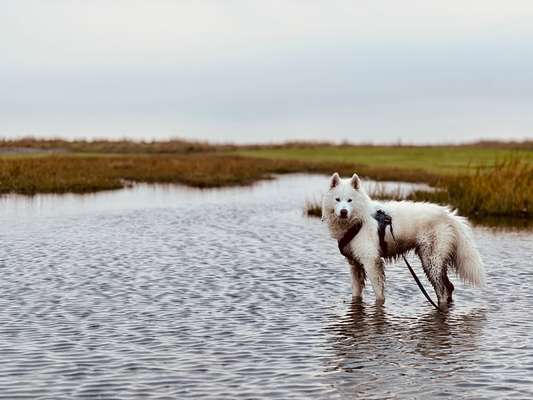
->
[[0, 140, 531, 224]]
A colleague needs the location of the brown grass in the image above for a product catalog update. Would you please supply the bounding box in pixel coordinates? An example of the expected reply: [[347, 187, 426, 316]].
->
[[0, 153, 374, 195], [409, 159, 532, 218], [2, 137, 533, 154], [0, 154, 275, 194], [0, 137, 228, 154], [304, 199, 323, 218], [0, 152, 444, 195]]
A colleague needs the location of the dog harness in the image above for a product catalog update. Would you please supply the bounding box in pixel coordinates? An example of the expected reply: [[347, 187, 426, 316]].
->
[[337, 209, 441, 311], [337, 210, 389, 259]]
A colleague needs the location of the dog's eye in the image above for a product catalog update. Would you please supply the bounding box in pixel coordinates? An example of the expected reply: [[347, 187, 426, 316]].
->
[[335, 198, 340, 202], [347, 198, 352, 202]]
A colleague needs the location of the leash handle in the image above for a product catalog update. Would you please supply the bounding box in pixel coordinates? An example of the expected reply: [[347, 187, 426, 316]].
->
[[389, 225, 442, 312]]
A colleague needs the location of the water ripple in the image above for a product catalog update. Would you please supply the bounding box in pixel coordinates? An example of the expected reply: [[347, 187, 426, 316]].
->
[[0, 175, 532, 399]]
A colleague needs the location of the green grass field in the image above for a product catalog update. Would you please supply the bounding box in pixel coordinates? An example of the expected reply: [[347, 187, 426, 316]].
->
[[236, 145, 533, 176]]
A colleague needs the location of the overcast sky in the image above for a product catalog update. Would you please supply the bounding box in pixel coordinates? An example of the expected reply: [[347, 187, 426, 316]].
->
[[2, 0, 533, 143]]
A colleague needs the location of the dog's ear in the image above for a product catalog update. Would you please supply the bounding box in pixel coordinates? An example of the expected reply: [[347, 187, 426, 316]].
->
[[330, 172, 340, 189], [351, 173, 361, 190]]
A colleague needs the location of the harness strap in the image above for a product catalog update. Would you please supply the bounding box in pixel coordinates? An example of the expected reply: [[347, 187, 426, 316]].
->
[[337, 221, 363, 259], [374, 210, 391, 255]]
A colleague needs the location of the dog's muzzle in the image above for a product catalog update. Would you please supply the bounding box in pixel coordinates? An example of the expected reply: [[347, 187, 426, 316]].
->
[[340, 209, 348, 218]]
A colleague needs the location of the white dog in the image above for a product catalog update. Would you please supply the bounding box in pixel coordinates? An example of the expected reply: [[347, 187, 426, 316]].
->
[[322, 172, 484, 306]]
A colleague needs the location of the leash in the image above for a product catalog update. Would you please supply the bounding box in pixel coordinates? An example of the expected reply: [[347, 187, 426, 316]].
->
[[339, 210, 442, 312], [388, 223, 442, 312]]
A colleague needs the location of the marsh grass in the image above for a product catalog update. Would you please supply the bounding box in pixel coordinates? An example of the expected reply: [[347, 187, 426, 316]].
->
[[0, 137, 226, 154], [304, 199, 323, 218], [411, 159, 532, 218], [0, 153, 391, 195], [0, 150, 446, 195], [0, 154, 271, 194], [1, 139, 531, 222]]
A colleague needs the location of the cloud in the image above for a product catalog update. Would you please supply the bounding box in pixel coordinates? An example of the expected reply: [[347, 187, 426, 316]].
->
[[1, 1, 533, 142]]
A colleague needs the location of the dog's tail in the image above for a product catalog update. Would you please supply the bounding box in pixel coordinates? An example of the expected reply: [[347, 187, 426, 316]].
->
[[451, 214, 485, 287]]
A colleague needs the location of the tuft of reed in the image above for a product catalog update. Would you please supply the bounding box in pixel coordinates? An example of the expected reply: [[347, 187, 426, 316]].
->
[[363, 183, 410, 201], [304, 199, 322, 218], [410, 159, 532, 218]]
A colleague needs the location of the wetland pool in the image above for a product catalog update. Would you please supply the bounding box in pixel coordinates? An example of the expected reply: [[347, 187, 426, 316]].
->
[[0, 174, 532, 399]]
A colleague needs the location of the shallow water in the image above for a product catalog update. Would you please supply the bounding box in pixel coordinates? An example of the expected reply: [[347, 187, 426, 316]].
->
[[0, 175, 532, 399]]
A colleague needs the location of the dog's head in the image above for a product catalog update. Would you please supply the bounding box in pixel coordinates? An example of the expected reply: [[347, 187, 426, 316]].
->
[[322, 172, 371, 224]]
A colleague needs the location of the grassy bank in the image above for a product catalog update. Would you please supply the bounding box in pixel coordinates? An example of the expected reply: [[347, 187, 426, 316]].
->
[[0, 139, 531, 223], [0, 153, 377, 195]]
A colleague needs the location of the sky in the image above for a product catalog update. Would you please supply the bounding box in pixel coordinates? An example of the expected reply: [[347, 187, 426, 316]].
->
[[2, 0, 533, 144]]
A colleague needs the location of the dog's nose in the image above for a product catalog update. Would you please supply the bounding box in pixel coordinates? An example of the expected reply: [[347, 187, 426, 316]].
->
[[340, 209, 348, 218]]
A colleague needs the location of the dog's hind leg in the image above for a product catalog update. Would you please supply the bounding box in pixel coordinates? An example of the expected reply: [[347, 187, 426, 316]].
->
[[418, 253, 448, 306], [417, 234, 453, 306], [418, 249, 454, 306], [348, 259, 366, 299], [442, 268, 454, 303]]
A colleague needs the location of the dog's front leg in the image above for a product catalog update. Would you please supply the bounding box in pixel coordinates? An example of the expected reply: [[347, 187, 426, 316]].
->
[[348, 259, 366, 299], [362, 256, 385, 303]]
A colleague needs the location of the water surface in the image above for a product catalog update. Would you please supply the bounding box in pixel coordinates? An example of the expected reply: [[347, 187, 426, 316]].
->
[[1, 175, 532, 399]]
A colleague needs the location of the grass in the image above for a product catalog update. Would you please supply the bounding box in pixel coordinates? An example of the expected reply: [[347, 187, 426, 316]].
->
[[0, 154, 272, 194], [304, 199, 323, 218], [0, 137, 225, 154], [410, 159, 532, 219], [0, 153, 387, 195], [0, 145, 446, 194], [236, 144, 533, 176]]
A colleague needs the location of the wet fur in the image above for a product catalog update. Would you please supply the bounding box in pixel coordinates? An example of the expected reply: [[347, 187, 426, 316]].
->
[[322, 173, 485, 306]]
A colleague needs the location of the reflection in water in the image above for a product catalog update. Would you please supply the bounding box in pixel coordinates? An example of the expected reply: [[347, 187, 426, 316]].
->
[[412, 307, 486, 359], [325, 300, 389, 373], [324, 300, 488, 397]]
